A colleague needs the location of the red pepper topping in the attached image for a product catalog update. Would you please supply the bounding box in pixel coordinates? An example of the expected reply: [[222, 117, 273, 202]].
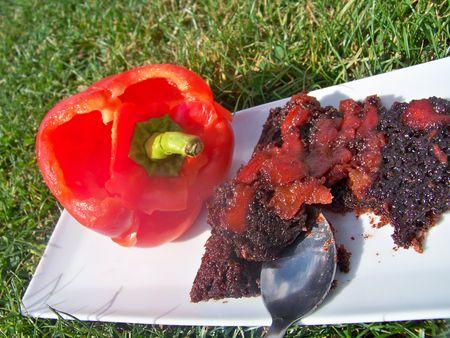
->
[[261, 155, 308, 185], [225, 184, 255, 233], [427, 129, 438, 141], [236, 152, 267, 184], [280, 104, 310, 156], [432, 144, 448, 164], [357, 101, 379, 137], [403, 99, 450, 130], [270, 178, 332, 220]]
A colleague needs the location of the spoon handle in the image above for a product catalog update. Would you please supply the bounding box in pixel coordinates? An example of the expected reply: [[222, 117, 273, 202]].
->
[[266, 318, 291, 338]]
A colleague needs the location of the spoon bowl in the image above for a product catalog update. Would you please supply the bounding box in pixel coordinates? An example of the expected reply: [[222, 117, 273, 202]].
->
[[261, 213, 337, 338]]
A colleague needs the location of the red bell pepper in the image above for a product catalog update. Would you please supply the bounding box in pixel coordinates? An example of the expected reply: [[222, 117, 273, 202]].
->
[[36, 64, 234, 247]]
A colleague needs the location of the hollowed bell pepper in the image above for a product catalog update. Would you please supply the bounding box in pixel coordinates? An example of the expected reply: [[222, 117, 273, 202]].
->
[[36, 64, 234, 247]]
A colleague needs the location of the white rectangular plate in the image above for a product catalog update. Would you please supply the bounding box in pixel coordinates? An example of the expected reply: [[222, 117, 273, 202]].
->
[[22, 58, 450, 326]]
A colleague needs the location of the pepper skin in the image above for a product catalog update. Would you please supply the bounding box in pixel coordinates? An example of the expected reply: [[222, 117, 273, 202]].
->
[[36, 64, 233, 247]]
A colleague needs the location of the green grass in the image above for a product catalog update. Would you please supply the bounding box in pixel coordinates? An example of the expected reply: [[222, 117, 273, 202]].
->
[[0, 0, 449, 336]]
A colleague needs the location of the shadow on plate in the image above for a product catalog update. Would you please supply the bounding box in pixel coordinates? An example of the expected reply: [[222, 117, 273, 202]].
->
[[319, 211, 365, 308], [173, 207, 210, 242]]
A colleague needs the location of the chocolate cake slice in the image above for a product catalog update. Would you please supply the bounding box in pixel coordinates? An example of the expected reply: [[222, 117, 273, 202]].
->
[[191, 93, 449, 302], [191, 94, 324, 302]]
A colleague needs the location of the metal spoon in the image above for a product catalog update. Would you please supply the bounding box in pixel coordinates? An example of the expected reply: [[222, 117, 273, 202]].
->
[[261, 213, 337, 338]]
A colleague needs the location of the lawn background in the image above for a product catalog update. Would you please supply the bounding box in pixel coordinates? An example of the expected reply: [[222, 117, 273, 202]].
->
[[1, 0, 449, 336]]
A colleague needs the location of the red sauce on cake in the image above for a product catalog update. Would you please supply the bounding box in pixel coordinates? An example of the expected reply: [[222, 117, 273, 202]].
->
[[270, 177, 332, 219], [433, 144, 447, 164], [225, 184, 254, 233], [403, 99, 450, 130], [226, 95, 385, 231]]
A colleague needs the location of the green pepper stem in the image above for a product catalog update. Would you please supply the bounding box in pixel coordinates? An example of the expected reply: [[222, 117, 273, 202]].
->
[[145, 131, 204, 160]]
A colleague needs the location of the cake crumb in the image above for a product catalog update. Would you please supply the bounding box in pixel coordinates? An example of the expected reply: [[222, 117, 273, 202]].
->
[[330, 280, 338, 290], [350, 236, 355, 240], [337, 244, 352, 273], [375, 216, 389, 228]]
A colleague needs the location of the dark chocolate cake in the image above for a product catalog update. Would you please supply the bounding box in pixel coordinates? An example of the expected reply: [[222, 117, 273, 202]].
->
[[191, 94, 449, 302]]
